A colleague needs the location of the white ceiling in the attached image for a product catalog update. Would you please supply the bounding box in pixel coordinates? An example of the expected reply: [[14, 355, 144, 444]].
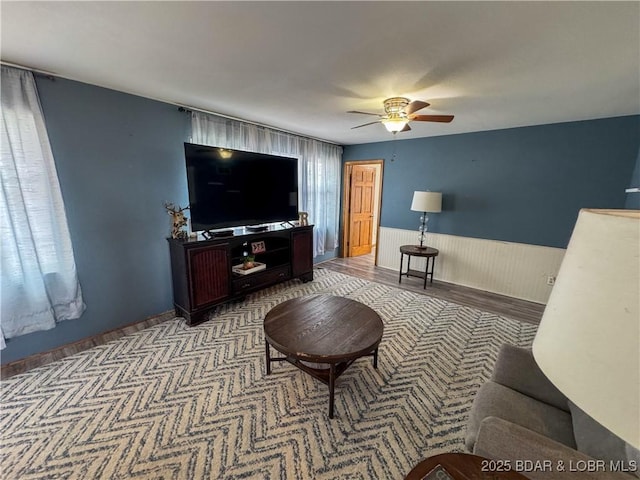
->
[[2, 1, 639, 145]]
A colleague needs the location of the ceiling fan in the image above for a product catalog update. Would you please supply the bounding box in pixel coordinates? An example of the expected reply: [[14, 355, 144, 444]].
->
[[348, 97, 454, 133]]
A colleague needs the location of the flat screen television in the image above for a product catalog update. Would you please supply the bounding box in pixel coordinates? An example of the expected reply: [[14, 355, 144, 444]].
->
[[184, 142, 299, 231]]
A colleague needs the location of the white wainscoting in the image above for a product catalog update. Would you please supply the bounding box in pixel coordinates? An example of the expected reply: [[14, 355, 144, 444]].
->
[[377, 227, 566, 304]]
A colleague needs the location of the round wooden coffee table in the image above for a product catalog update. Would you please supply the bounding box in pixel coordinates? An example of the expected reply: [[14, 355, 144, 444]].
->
[[263, 295, 384, 418]]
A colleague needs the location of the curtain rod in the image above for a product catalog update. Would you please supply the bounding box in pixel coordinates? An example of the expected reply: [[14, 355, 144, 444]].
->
[[1, 60, 340, 147], [177, 105, 340, 146], [1, 61, 56, 81]]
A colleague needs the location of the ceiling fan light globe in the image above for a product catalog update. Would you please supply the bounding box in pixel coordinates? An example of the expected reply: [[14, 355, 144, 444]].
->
[[382, 118, 408, 133]]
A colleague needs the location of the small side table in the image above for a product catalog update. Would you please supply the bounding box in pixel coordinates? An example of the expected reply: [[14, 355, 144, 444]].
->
[[399, 245, 439, 288], [404, 453, 527, 480]]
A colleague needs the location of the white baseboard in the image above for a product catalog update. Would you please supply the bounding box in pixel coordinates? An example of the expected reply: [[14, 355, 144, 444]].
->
[[377, 227, 566, 304]]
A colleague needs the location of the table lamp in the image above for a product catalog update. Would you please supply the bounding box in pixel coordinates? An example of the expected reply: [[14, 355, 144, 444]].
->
[[532, 209, 640, 449], [410, 191, 442, 248]]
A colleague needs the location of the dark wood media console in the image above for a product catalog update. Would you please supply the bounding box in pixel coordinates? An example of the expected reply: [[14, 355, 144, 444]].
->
[[168, 225, 314, 325]]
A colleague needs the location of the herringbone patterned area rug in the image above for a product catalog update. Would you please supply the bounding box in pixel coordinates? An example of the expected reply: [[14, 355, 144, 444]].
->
[[1, 268, 537, 479]]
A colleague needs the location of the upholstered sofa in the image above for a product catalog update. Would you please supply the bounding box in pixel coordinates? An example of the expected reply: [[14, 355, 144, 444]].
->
[[466, 344, 639, 479]]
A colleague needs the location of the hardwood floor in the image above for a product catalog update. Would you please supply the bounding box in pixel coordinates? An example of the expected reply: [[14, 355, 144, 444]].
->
[[2, 252, 543, 380], [319, 250, 544, 325], [1, 311, 176, 380]]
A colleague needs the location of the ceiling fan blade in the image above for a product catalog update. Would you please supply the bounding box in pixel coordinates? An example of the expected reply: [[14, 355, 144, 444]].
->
[[401, 123, 412, 132], [404, 100, 430, 115], [409, 114, 455, 123], [351, 120, 381, 129], [347, 110, 381, 116]]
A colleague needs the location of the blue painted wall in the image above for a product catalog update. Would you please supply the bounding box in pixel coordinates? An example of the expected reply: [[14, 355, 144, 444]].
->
[[344, 116, 639, 249], [2, 77, 190, 363]]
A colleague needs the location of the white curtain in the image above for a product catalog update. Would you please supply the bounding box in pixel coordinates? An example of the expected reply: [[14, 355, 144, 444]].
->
[[0, 66, 85, 348], [191, 112, 342, 257]]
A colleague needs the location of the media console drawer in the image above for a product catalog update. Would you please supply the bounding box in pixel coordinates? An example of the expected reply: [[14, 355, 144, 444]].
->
[[232, 265, 291, 294]]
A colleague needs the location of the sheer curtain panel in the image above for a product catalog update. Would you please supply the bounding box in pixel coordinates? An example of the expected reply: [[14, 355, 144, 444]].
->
[[191, 112, 342, 257], [1, 66, 85, 348]]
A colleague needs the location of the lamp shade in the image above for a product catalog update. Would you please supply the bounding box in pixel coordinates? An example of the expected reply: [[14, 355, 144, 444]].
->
[[532, 209, 640, 449], [411, 191, 442, 213]]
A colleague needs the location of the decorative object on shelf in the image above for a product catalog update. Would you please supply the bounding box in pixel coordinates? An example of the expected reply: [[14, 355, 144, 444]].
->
[[243, 254, 256, 269], [410, 191, 442, 248], [251, 241, 266, 254], [233, 262, 267, 275], [532, 209, 640, 450], [164, 202, 189, 240], [421, 464, 454, 480], [298, 211, 309, 226]]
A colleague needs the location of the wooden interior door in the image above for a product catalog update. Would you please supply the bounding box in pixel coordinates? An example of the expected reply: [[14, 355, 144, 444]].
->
[[348, 165, 376, 256]]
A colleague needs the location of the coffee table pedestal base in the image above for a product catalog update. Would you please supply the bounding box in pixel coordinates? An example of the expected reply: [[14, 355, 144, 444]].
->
[[265, 342, 379, 418]]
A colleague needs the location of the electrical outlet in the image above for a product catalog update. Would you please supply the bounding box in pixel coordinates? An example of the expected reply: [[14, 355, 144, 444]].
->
[[546, 275, 556, 286]]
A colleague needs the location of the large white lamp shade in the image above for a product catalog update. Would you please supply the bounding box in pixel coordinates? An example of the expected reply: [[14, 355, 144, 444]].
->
[[532, 209, 640, 449]]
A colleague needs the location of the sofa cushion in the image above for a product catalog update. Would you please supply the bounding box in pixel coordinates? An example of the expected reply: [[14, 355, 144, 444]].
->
[[569, 401, 639, 477], [626, 444, 640, 479], [474, 417, 634, 480], [491, 344, 569, 411], [465, 381, 576, 452]]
